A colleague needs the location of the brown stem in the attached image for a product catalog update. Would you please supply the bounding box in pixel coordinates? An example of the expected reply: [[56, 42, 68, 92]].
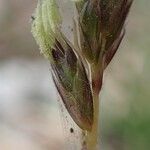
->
[[82, 94, 100, 150], [80, 63, 102, 150]]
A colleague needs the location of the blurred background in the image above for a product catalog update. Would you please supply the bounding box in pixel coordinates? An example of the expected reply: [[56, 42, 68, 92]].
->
[[0, 0, 150, 150]]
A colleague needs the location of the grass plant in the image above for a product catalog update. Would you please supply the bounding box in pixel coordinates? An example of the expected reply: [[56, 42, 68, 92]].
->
[[31, 0, 133, 149]]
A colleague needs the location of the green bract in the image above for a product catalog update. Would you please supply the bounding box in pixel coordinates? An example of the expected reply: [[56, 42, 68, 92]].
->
[[31, 0, 61, 59]]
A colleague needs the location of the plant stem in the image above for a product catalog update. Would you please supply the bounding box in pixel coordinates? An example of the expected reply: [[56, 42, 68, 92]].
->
[[85, 94, 100, 150], [82, 64, 102, 150]]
